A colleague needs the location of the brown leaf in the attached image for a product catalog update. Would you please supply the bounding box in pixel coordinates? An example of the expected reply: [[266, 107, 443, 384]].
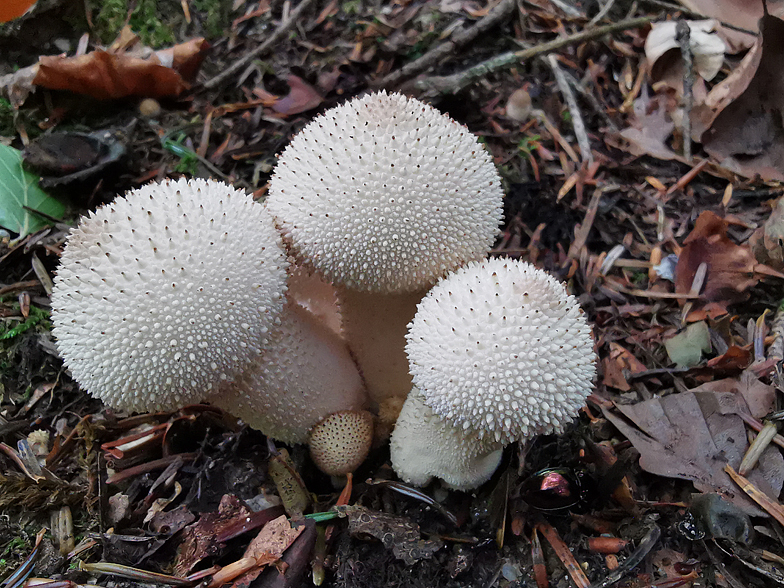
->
[[678, 0, 784, 52], [174, 495, 252, 576], [230, 515, 305, 588], [272, 75, 323, 116], [699, 15, 784, 181], [32, 39, 208, 100], [602, 388, 784, 516], [602, 342, 648, 391], [675, 211, 783, 304]]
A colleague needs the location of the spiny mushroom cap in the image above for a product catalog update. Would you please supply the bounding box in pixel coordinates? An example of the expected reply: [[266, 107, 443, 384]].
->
[[208, 302, 367, 445], [309, 410, 374, 476], [266, 91, 504, 294], [51, 178, 289, 412], [390, 388, 503, 490], [406, 258, 596, 445]]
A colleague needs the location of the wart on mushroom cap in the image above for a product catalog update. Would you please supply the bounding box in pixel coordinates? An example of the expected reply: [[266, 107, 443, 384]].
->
[[406, 258, 596, 445], [51, 178, 289, 412]]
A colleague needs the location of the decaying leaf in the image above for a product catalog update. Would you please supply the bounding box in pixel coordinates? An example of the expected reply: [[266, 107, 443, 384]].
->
[[174, 495, 253, 576], [1, 34, 209, 104], [601, 384, 784, 516], [336, 504, 444, 565], [750, 195, 784, 270], [230, 515, 306, 588], [645, 20, 725, 82], [699, 14, 784, 181], [602, 342, 649, 391], [0, 143, 67, 237], [271, 74, 324, 115], [676, 0, 784, 52], [664, 321, 711, 368], [674, 211, 784, 308]]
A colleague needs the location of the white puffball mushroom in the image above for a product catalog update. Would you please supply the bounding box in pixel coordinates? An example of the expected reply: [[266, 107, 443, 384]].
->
[[406, 258, 596, 445], [390, 388, 503, 491], [309, 410, 374, 476], [207, 302, 367, 445], [267, 90, 503, 294], [267, 91, 504, 408], [51, 178, 289, 412]]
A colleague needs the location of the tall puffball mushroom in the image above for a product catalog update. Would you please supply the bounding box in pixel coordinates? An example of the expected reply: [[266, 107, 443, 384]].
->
[[266, 91, 504, 417], [51, 178, 289, 412], [391, 258, 596, 489]]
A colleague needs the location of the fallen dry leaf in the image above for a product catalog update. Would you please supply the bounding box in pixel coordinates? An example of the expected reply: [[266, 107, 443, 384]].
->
[[336, 504, 443, 565], [750, 196, 784, 270], [646, 20, 725, 82], [602, 342, 649, 391], [674, 211, 784, 306], [602, 386, 784, 516], [174, 495, 253, 576], [677, 0, 784, 52], [33, 38, 209, 100], [230, 515, 305, 588], [698, 14, 784, 181], [272, 74, 324, 116]]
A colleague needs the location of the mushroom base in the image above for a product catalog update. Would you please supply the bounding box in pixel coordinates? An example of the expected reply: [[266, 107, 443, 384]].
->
[[390, 388, 503, 491]]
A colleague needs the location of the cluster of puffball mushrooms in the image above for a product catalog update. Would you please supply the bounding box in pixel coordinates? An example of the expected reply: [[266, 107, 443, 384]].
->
[[51, 91, 597, 490]]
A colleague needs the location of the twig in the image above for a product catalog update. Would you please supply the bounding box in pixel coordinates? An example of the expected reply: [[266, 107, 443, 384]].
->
[[588, 0, 617, 26], [566, 71, 619, 133], [546, 54, 592, 163], [374, 0, 518, 90], [414, 16, 654, 96], [676, 20, 693, 161], [203, 0, 319, 90]]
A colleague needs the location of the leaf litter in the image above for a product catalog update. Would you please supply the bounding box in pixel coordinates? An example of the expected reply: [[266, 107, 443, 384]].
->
[[3, 1, 784, 588]]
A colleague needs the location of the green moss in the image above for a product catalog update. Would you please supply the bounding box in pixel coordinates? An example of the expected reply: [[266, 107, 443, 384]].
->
[[94, 0, 127, 44], [95, 0, 174, 47], [130, 0, 175, 47], [192, 0, 231, 38]]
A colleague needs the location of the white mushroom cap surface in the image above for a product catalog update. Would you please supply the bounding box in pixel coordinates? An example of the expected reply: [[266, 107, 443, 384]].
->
[[406, 258, 596, 444], [208, 302, 367, 445], [52, 178, 289, 412], [266, 91, 504, 294], [390, 388, 503, 490]]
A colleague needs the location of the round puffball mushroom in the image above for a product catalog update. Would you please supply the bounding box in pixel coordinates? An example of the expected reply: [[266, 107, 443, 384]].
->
[[391, 258, 596, 489], [390, 388, 502, 490], [309, 410, 374, 476], [406, 258, 596, 444], [51, 178, 289, 412], [207, 302, 367, 445], [267, 91, 504, 409]]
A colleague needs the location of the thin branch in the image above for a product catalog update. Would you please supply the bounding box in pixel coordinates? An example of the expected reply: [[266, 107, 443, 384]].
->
[[203, 0, 319, 90], [374, 0, 518, 90], [546, 54, 592, 163], [414, 16, 653, 96]]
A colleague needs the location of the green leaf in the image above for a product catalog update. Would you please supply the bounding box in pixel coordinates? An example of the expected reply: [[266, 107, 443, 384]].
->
[[0, 144, 66, 237]]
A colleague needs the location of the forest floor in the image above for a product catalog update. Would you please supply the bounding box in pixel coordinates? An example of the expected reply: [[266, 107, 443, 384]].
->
[[1, 0, 784, 587]]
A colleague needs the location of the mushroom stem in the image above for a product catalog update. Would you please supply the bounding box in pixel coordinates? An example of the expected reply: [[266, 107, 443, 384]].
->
[[390, 387, 503, 490], [207, 301, 368, 444], [337, 285, 427, 417]]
